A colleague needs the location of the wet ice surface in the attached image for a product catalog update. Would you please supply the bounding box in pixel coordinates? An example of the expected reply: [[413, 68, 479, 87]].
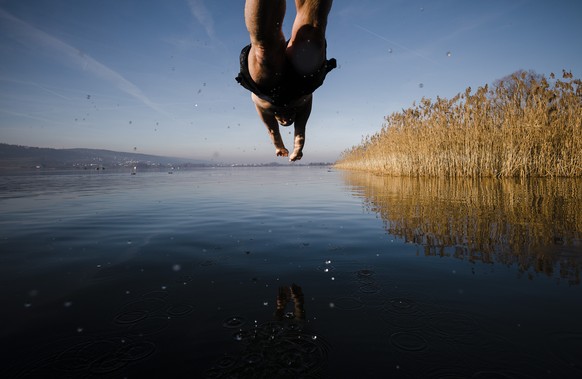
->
[[1, 167, 581, 378]]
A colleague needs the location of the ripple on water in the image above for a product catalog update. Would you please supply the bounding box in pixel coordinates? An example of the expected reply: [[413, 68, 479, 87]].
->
[[127, 316, 170, 336], [471, 370, 539, 379], [389, 332, 429, 352], [358, 282, 382, 294], [115, 298, 167, 322], [421, 365, 473, 379], [114, 309, 149, 324], [89, 341, 156, 374], [166, 304, 194, 317], [547, 331, 582, 372], [210, 320, 330, 377], [356, 269, 375, 278], [332, 296, 364, 311], [33, 337, 157, 376], [222, 316, 246, 329], [380, 296, 430, 330], [426, 311, 480, 339]]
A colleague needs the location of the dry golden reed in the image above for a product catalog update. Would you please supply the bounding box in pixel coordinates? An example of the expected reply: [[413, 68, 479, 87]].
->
[[335, 70, 582, 177]]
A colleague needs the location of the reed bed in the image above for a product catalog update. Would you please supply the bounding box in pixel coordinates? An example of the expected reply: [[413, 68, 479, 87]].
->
[[335, 70, 582, 177]]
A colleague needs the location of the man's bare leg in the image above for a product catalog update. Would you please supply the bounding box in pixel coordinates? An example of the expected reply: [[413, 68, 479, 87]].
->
[[245, 0, 287, 87], [290, 96, 312, 161], [287, 0, 332, 75], [255, 99, 289, 157]]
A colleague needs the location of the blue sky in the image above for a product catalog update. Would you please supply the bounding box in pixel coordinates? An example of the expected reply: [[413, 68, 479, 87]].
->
[[1, 0, 581, 164]]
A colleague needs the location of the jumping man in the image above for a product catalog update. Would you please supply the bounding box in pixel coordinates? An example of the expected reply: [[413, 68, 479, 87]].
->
[[236, 0, 336, 161]]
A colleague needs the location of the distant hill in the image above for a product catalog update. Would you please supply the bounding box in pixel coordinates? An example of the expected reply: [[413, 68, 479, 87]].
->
[[0, 143, 209, 170]]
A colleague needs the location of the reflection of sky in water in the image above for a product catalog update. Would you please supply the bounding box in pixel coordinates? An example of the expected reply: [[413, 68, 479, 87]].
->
[[1, 167, 581, 377]]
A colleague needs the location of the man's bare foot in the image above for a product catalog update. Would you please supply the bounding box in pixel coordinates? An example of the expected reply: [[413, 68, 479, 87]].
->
[[276, 147, 289, 157], [290, 150, 303, 162]]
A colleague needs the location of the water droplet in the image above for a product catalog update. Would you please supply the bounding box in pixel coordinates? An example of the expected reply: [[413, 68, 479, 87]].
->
[[64, 301, 73, 308], [24, 303, 32, 308], [388, 48, 393, 54], [86, 94, 91, 100], [263, 301, 269, 306], [329, 302, 335, 308], [419, 83, 424, 88], [77, 327, 84, 333], [129, 120, 132, 124], [325, 260, 332, 264], [127, 240, 132, 245], [446, 51, 452, 57], [161, 286, 167, 290], [172, 264, 181, 272]]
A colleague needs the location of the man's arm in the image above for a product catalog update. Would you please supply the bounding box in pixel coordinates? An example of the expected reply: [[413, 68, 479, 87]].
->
[[290, 95, 312, 162]]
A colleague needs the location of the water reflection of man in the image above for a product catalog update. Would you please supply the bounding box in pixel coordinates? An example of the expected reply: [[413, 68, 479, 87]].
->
[[236, 0, 336, 161], [207, 284, 328, 377], [275, 283, 306, 321]]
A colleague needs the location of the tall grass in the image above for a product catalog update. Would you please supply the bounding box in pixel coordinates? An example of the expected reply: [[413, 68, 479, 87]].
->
[[335, 70, 582, 177]]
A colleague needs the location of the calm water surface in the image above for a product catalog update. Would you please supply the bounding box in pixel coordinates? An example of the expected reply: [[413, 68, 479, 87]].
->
[[1, 167, 581, 378]]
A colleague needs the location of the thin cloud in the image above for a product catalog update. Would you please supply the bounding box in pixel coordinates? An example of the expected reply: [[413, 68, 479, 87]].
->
[[0, 8, 169, 117], [187, 0, 217, 41]]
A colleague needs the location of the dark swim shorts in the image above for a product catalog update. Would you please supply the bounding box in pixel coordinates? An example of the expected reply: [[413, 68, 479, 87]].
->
[[235, 43, 336, 107]]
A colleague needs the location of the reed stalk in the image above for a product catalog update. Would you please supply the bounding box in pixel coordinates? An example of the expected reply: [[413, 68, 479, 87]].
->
[[335, 70, 582, 177]]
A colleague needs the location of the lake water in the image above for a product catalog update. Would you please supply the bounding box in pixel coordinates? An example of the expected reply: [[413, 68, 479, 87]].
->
[[1, 167, 581, 378]]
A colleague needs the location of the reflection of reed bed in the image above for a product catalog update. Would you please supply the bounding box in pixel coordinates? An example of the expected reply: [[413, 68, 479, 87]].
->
[[343, 171, 582, 284], [336, 70, 582, 177]]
